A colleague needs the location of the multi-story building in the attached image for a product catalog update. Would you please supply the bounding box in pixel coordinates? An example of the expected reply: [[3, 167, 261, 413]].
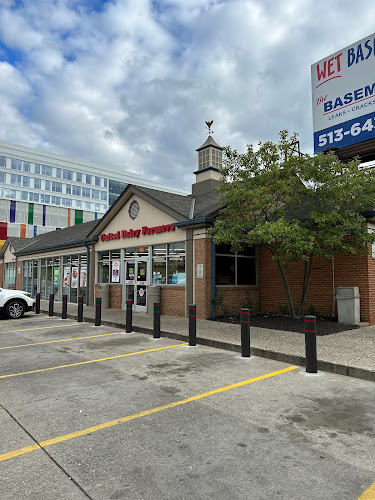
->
[[0, 140, 188, 246]]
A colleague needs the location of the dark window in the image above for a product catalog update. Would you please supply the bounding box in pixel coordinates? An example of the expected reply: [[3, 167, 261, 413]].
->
[[216, 245, 257, 285], [0, 156, 6, 168]]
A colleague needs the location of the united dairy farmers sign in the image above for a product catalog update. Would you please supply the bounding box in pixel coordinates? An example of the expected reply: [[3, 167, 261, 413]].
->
[[312, 33, 375, 154], [100, 224, 176, 241]]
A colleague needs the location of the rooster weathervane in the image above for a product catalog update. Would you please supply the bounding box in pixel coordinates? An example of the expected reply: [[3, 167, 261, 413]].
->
[[205, 120, 214, 135]]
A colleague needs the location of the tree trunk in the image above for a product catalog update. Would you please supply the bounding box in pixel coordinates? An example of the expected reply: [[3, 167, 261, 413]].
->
[[275, 258, 297, 318], [298, 257, 313, 318]]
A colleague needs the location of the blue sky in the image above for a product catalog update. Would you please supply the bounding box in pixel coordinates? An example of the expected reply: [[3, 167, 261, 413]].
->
[[0, 0, 374, 189]]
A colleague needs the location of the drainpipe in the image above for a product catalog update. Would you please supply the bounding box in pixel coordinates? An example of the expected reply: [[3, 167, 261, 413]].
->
[[212, 239, 216, 318]]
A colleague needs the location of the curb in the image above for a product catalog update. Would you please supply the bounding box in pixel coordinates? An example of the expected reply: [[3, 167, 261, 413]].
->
[[39, 309, 375, 383]]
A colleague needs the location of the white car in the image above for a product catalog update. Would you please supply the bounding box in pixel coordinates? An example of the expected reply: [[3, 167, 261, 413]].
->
[[0, 288, 36, 319]]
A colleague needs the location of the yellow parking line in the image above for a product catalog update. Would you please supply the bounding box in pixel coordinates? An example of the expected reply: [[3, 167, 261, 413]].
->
[[357, 482, 375, 499], [0, 343, 188, 379], [0, 323, 87, 334], [0, 332, 122, 350], [0, 365, 298, 462]]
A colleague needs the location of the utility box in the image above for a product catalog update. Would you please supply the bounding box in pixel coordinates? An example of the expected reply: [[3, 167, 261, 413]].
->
[[99, 283, 109, 309], [147, 285, 160, 315], [336, 287, 360, 325]]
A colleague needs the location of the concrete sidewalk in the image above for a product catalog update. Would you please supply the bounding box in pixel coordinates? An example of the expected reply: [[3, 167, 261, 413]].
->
[[39, 300, 375, 382]]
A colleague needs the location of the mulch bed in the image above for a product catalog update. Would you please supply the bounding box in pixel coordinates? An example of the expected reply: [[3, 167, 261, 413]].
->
[[210, 313, 360, 336]]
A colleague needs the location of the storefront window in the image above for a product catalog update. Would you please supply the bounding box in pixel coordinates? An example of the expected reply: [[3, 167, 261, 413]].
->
[[216, 244, 257, 285], [5, 262, 16, 288], [152, 243, 185, 285], [98, 251, 110, 283]]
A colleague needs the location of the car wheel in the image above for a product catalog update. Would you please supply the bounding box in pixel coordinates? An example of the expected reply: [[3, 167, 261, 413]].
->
[[5, 300, 25, 319]]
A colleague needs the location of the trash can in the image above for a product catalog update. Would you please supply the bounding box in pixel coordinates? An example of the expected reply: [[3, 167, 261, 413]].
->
[[99, 283, 109, 310], [147, 285, 160, 315], [336, 287, 360, 324]]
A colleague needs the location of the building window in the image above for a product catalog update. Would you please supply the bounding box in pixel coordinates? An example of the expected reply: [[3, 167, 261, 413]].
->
[[66, 184, 72, 195], [4, 188, 16, 199], [11, 158, 22, 170], [86, 174, 92, 184], [56, 168, 62, 178], [11, 174, 22, 186], [76, 172, 82, 182], [52, 196, 61, 205], [0, 171, 5, 183], [91, 189, 99, 199], [75, 200, 82, 208], [45, 180, 51, 190], [82, 187, 90, 198], [34, 164, 41, 174], [0, 156, 6, 168], [42, 165, 52, 176], [23, 161, 30, 172], [95, 176, 101, 186], [22, 176, 30, 187], [41, 194, 50, 203], [62, 198, 72, 207], [63, 169, 72, 180], [5, 262, 16, 287], [215, 244, 257, 285], [52, 181, 62, 193], [34, 178, 41, 189], [98, 251, 110, 283], [21, 191, 28, 201], [152, 243, 185, 285], [100, 191, 107, 201], [85, 201, 92, 210], [103, 178, 107, 187], [72, 185, 81, 196], [29, 192, 39, 202]]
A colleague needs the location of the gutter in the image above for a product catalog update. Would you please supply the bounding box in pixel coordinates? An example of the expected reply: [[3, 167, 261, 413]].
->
[[15, 236, 99, 256], [173, 217, 215, 228]]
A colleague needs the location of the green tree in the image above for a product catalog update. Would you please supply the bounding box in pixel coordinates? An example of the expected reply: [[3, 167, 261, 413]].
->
[[212, 131, 375, 318]]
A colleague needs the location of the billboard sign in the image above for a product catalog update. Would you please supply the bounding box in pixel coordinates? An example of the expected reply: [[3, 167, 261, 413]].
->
[[312, 33, 375, 154]]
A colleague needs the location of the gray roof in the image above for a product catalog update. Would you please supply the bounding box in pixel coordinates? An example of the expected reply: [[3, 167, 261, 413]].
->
[[16, 219, 100, 255], [196, 135, 223, 152], [6, 237, 34, 253], [134, 185, 193, 219]]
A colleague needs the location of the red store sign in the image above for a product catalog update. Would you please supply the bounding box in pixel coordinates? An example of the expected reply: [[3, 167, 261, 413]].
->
[[100, 224, 176, 242]]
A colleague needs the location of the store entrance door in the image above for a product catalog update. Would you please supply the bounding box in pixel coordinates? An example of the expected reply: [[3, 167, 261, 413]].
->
[[124, 259, 148, 312]]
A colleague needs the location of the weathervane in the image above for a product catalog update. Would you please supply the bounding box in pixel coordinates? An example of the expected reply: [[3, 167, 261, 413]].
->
[[205, 120, 214, 135]]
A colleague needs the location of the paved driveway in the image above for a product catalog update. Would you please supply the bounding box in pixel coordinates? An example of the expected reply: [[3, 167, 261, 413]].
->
[[0, 314, 374, 499]]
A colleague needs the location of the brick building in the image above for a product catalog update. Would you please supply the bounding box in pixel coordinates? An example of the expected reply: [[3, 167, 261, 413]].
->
[[2, 134, 375, 324]]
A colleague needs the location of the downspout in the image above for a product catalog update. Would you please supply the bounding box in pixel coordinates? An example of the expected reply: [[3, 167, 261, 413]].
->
[[212, 239, 216, 318]]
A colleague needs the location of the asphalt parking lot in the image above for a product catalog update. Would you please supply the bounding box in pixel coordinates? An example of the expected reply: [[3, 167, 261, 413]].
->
[[0, 313, 374, 500]]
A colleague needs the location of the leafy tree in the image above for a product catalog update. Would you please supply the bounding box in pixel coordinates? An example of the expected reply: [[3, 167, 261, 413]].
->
[[212, 131, 375, 318]]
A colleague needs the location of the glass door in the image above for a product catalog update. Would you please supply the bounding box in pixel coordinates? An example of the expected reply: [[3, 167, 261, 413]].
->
[[124, 259, 148, 312]]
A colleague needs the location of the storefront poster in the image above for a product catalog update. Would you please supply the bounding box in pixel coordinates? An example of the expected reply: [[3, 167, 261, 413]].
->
[[63, 267, 70, 287], [71, 267, 79, 288], [112, 260, 120, 283], [54, 267, 59, 285], [80, 266, 87, 287]]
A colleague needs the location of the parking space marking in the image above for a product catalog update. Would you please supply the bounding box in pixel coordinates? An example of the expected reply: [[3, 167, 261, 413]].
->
[[0, 343, 188, 379], [0, 365, 298, 463], [357, 482, 375, 499], [0, 323, 87, 334], [0, 331, 123, 350]]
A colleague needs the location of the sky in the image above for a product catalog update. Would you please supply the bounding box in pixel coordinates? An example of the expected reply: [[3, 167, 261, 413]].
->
[[0, 0, 374, 191]]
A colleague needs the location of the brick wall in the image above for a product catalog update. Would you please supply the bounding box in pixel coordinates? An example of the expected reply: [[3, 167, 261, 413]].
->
[[258, 245, 375, 323], [215, 286, 259, 317], [194, 237, 212, 319], [160, 286, 185, 317], [16, 261, 22, 290]]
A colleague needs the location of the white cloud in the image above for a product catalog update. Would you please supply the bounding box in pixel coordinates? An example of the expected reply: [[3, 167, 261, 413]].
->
[[0, 0, 375, 189]]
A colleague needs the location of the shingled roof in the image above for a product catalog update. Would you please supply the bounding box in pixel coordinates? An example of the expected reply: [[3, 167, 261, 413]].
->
[[15, 219, 100, 255]]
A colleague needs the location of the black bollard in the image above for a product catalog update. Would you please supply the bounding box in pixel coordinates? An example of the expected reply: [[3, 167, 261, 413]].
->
[[304, 315, 318, 373], [126, 300, 133, 333], [62, 294, 68, 319], [78, 296, 83, 322], [35, 293, 40, 314], [153, 302, 161, 338], [49, 294, 54, 317], [95, 297, 101, 326], [189, 304, 196, 346], [240, 308, 251, 357]]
